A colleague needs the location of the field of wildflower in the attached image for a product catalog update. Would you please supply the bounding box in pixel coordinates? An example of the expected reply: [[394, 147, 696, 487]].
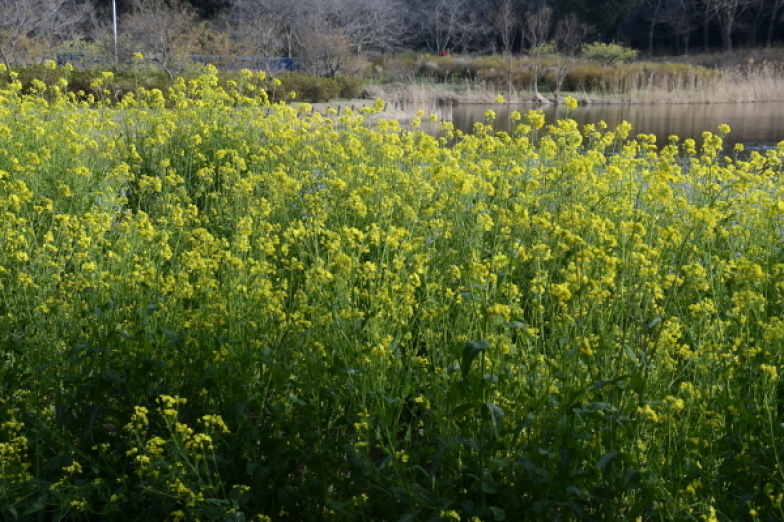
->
[[1, 63, 784, 521]]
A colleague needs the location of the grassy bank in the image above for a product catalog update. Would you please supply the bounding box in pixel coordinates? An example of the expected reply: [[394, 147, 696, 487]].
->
[[369, 50, 784, 106], [2, 68, 784, 521]]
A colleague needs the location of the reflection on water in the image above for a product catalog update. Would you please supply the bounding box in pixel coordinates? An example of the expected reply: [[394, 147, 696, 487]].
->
[[451, 102, 784, 149]]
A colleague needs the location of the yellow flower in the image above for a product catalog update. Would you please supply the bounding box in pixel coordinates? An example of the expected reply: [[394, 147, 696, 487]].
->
[[549, 283, 572, 301], [69, 499, 87, 511], [528, 110, 545, 129], [637, 403, 660, 423], [760, 364, 778, 381], [395, 449, 409, 463]]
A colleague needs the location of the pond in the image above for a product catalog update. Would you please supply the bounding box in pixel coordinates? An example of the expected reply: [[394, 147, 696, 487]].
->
[[449, 101, 784, 150]]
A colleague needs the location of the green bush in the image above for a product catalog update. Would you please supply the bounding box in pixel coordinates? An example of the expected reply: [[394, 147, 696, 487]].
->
[[582, 42, 639, 65], [336, 76, 364, 99], [271, 72, 363, 102], [415, 55, 472, 81]]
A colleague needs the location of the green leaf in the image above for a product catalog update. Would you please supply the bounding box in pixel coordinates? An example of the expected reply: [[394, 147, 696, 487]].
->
[[554, 415, 569, 435], [482, 478, 499, 494], [101, 368, 122, 382], [453, 402, 478, 417], [398, 512, 419, 522], [598, 450, 619, 473], [462, 339, 490, 379], [485, 402, 505, 439], [489, 506, 506, 521], [646, 315, 662, 331], [21, 500, 47, 517], [621, 468, 642, 491], [448, 380, 467, 404], [160, 328, 181, 346], [506, 320, 535, 342]]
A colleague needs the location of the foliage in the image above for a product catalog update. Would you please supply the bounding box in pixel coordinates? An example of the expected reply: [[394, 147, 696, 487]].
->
[[1, 65, 784, 521], [581, 42, 639, 66], [272, 72, 364, 102]]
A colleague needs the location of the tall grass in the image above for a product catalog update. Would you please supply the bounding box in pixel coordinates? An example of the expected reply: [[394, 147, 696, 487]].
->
[[373, 53, 784, 105], [2, 65, 784, 521], [603, 60, 784, 103]]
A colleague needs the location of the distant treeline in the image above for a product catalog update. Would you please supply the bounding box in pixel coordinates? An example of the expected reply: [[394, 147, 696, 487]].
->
[[2, 0, 783, 74]]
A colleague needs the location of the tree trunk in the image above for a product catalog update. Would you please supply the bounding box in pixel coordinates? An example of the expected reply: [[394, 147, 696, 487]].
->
[[0, 46, 11, 73], [702, 15, 710, 52], [719, 14, 733, 52], [647, 0, 663, 56], [767, 2, 782, 47]]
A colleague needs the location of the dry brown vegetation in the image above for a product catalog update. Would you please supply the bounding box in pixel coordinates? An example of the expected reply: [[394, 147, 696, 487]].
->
[[368, 51, 784, 106]]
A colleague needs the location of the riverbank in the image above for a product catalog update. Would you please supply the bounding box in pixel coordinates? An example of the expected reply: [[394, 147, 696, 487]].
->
[[306, 74, 784, 128], [365, 51, 784, 110], [366, 67, 784, 109]]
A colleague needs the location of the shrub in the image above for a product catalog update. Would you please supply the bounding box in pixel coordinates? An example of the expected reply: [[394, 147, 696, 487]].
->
[[582, 42, 639, 65], [415, 55, 472, 81], [336, 76, 364, 99], [271, 72, 362, 102]]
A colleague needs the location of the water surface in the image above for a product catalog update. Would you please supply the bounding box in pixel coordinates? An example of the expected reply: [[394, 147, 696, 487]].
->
[[450, 102, 784, 150]]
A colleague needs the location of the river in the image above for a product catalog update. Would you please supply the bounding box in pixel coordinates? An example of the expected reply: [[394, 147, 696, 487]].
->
[[449, 101, 784, 150]]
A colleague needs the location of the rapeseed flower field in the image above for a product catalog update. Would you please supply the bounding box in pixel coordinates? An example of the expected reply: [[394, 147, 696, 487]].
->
[[1, 64, 784, 521]]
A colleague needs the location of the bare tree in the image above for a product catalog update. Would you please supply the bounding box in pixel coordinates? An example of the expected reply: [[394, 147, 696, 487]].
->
[[408, 0, 483, 54], [488, 0, 521, 55], [705, 0, 756, 52], [549, 13, 586, 96], [661, 0, 698, 54], [326, 0, 408, 54], [523, 5, 552, 95], [0, 0, 93, 71], [481, 0, 522, 99], [765, 0, 784, 47], [555, 12, 585, 56], [643, 0, 664, 55], [229, 0, 307, 58], [523, 4, 552, 49], [295, 7, 353, 77], [121, 0, 199, 79], [229, 2, 284, 58]]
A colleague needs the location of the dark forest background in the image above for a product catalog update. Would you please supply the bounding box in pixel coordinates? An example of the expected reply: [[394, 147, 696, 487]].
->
[[2, 0, 783, 75]]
